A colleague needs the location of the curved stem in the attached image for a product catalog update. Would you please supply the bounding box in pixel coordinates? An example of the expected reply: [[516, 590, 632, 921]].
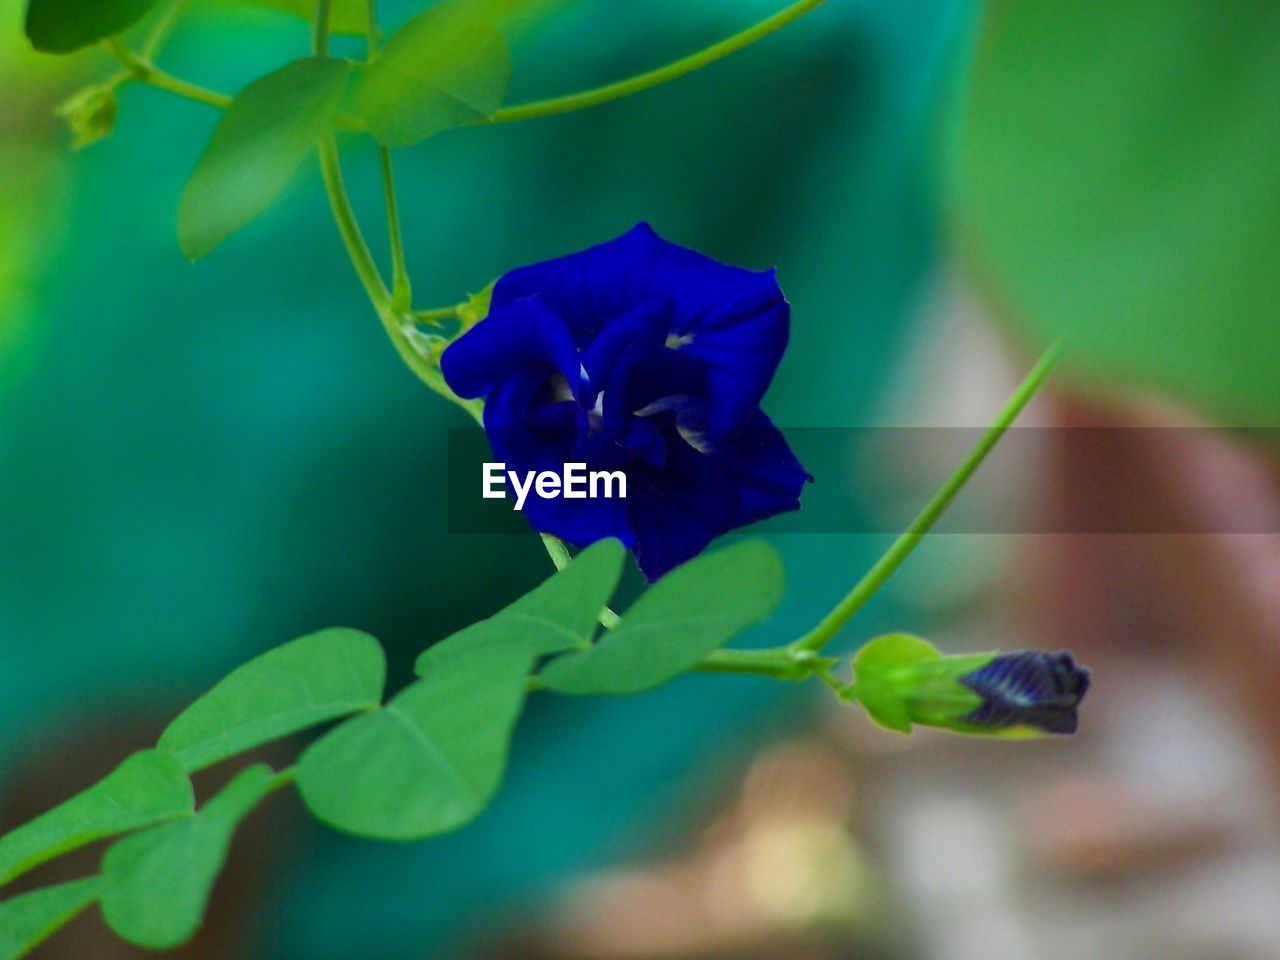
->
[[379, 147, 412, 312], [484, 0, 829, 125], [104, 37, 232, 108], [790, 340, 1065, 654], [317, 136, 390, 310], [318, 137, 476, 415]]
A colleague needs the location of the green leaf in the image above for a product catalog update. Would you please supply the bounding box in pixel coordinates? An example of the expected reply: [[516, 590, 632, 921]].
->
[[538, 540, 784, 695], [952, 0, 1280, 425], [298, 643, 532, 840], [100, 764, 274, 949], [158, 627, 385, 774], [25, 0, 158, 53], [228, 0, 369, 35], [178, 57, 351, 259], [414, 538, 625, 674], [0, 877, 99, 960], [357, 1, 512, 147], [0, 750, 191, 888]]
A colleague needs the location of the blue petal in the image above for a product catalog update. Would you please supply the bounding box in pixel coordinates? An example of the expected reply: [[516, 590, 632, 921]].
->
[[718, 410, 812, 527], [578, 297, 670, 398], [491, 225, 789, 440], [638, 235, 789, 441], [626, 436, 737, 580], [490, 224, 665, 343], [521, 483, 637, 553], [960, 651, 1090, 735], [440, 295, 582, 400], [616, 418, 667, 468]]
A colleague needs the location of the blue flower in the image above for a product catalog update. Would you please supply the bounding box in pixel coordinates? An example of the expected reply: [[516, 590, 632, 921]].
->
[[958, 651, 1090, 735], [441, 223, 810, 579]]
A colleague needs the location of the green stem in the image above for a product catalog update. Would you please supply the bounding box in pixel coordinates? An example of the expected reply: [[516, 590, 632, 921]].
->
[[313, 0, 334, 56], [265, 766, 297, 795], [693, 647, 833, 681], [318, 142, 467, 409], [140, 0, 190, 58], [789, 340, 1064, 654], [484, 0, 829, 125], [364, 0, 380, 58], [379, 147, 412, 312], [317, 136, 390, 310], [412, 305, 460, 326], [104, 37, 232, 108], [541, 533, 621, 628], [540, 532, 573, 571]]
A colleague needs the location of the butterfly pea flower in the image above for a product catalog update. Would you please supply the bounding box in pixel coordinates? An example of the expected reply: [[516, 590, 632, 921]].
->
[[849, 634, 1090, 737], [441, 223, 811, 579]]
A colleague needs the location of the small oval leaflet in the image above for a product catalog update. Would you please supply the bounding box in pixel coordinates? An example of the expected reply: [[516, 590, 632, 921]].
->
[[158, 627, 386, 773], [100, 764, 276, 949], [299, 642, 533, 840], [537, 540, 785, 695], [0, 877, 100, 960], [357, 1, 512, 147], [0, 750, 192, 888], [178, 56, 352, 259]]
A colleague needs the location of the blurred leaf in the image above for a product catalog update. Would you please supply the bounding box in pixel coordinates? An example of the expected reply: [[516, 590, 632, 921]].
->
[[414, 538, 624, 673], [229, 0, 369, 35], [0, 877, 99, 960], [538, 540, 784, 695], [158, 627, 385, 773], [298, 643, 532, 840], [100, 764, 274, 949], [0, 750, 192, 887], [952, 0, 1280, 424], [357, 1, 511, 148], [25, 0, 158, 53], [178, 57, 351, 259]]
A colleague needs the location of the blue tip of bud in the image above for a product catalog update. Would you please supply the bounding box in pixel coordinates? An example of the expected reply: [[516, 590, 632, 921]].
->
[[958, 651, 1090, 735]]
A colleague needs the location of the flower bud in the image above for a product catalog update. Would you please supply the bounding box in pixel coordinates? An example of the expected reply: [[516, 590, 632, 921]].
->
[[57, 80, 120, 150], [850, 634, 1089, 737]]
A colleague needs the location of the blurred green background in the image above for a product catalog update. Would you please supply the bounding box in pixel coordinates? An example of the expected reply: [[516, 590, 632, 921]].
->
[[3, 0, 1278, 957]]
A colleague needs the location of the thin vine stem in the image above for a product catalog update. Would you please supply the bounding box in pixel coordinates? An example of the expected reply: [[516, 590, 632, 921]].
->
[[103, 0, 829, 135], [317, 136, 390, 309], [140, 0, 190, 58], [541, 533, 622, 628], [104, 37, 232, 108], [313, 0, 334, 56], [379, 148, 413, 311], [484, 0, 829, 125], [789, 340, 1065, 654], [412, 305, 459, 325]]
